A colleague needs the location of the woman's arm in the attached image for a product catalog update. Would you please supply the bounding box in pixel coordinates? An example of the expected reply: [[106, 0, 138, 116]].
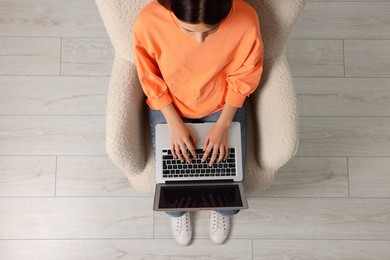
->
[[134, 28, 198, 162], [201, 20, 264, 166]]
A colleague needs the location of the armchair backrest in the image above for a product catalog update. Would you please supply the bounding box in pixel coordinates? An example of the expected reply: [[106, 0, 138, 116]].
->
[[246, 0, 306, 60], [96, 0, 151, 63], [96, 0, 307, 63]]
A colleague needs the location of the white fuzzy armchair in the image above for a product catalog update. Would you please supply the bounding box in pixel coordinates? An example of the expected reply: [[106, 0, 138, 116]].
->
[[95, 0, 306, 194]]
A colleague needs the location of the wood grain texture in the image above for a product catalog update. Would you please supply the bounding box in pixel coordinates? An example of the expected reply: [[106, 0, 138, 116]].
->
[[0, 156, 56, 197], [249, 157, 349, 198], [0, 239, 252, 260], [235, 198, 390, 240], [292, 2, 390, 38], [253, 240, 390, 260], [61, 38, 114, 76], [0, 37, 60, 75], [0, 0, 107, 37], [286, 39, 344, 77], [295, 78, 390, 116], [155, 198, 390, 240], [56, 156, 142, 197], [345, 40, 390, 78], [298, 117, 390, 156], [349, 157, 390, 198], [0, 76, 108, 115], [0, 116, 105, 155], [0, 197, 153, 239]]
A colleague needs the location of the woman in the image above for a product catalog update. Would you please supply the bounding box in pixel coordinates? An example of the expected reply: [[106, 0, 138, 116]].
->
[[133, 0, 263, 245]]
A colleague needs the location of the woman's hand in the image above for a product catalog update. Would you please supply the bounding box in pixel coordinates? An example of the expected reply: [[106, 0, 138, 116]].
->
[[169, 120, 198, 163], [202, 104, 238, 167], [202, 122, 229, 167], [160, 104, 198, 163]]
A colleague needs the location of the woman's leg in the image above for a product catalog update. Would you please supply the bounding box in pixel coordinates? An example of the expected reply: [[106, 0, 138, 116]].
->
[[165, 211, 187, 218], [214, 209, 240, 217], [148, 107, 167, 157]]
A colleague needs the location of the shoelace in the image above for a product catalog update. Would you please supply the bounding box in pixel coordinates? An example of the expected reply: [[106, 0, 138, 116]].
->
[[211, 212, 227, 231], [176, 214, 190, 232]]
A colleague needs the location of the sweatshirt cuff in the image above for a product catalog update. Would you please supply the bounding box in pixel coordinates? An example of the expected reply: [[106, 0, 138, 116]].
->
[[146, 92, 173, 110], [225, 88, 247, 108]]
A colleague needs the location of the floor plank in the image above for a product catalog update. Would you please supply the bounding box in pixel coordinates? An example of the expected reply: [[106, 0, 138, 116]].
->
[[0, 239, 252, 260], [0, 156, 56, 197], [295, 78, 390, 116], [298, 117, 390, 157], [0, 76, 108, 115], [236, 198, 390, 240], [345, 40, 390, 78], [56, 156, 143, 197], [249, 157, 349, 198], [286, 39, 344, 77], [253, 240, 390, 260], [0, 37, 60, 75], [349, 157, 390, 198], [0, 116, 105, 155], [155, 198, 390, 240], [292, 2, 390, 38], [0, 0, 107, 37], [0, 197, 153, 239], [61, 38, 114, 76]]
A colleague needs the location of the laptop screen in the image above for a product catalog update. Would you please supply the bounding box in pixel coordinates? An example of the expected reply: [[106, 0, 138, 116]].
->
[[158, 184, 243, 209]]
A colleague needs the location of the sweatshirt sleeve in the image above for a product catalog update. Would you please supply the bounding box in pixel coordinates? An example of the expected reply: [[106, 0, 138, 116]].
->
[[225, 24, 264, 108], [133, 30, 172, 110]]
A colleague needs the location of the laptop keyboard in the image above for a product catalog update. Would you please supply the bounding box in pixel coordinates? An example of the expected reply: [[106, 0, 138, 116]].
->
[[162, 148, 237, 179]]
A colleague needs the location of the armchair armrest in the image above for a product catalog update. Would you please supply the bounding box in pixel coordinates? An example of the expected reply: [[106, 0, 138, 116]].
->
[[252, 55, 299, 171], [106, 57, 147, 175]]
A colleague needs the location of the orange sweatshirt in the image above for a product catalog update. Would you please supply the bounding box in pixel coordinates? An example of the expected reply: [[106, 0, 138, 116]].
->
[[133, 0, 263, 118]]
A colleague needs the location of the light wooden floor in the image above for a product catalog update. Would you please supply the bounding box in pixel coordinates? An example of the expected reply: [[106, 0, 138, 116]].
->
[[1, 0, 390, 259]]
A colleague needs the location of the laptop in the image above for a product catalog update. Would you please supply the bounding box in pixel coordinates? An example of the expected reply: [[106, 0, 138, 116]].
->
[[153, 122, 248, 211]]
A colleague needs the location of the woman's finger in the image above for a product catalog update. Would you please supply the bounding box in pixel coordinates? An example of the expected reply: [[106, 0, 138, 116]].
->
[[175, 144, 184, 162], [202, 142, 213, 163], [224, 145, 229, 161], [209, 145, 219, 167], [203, 136, 209, 152], [217, 145, 225, 163], [179, 140, 191, 163], [171, 143, 176, 159]]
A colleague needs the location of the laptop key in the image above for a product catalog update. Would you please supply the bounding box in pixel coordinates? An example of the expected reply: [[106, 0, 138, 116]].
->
[[163, 155, 174, 160]]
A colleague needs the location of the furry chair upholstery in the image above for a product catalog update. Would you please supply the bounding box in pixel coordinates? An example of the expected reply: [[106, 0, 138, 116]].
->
[[95, 0, 306, 194]]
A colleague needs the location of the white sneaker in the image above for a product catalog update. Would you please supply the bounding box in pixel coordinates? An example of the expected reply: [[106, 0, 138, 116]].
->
[[171, 212, 192, 246], [209, 211, 230, 244]]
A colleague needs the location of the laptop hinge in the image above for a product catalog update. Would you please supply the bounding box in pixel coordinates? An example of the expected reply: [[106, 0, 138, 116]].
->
[[165, 179, 235, 185]]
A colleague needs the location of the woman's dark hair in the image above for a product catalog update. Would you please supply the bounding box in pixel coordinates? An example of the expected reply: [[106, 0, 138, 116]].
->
[[158, 0, 232, 26]]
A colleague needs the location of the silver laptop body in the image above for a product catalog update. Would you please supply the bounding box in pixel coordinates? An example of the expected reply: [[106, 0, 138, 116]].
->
[[153, 122, 248, 211]]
